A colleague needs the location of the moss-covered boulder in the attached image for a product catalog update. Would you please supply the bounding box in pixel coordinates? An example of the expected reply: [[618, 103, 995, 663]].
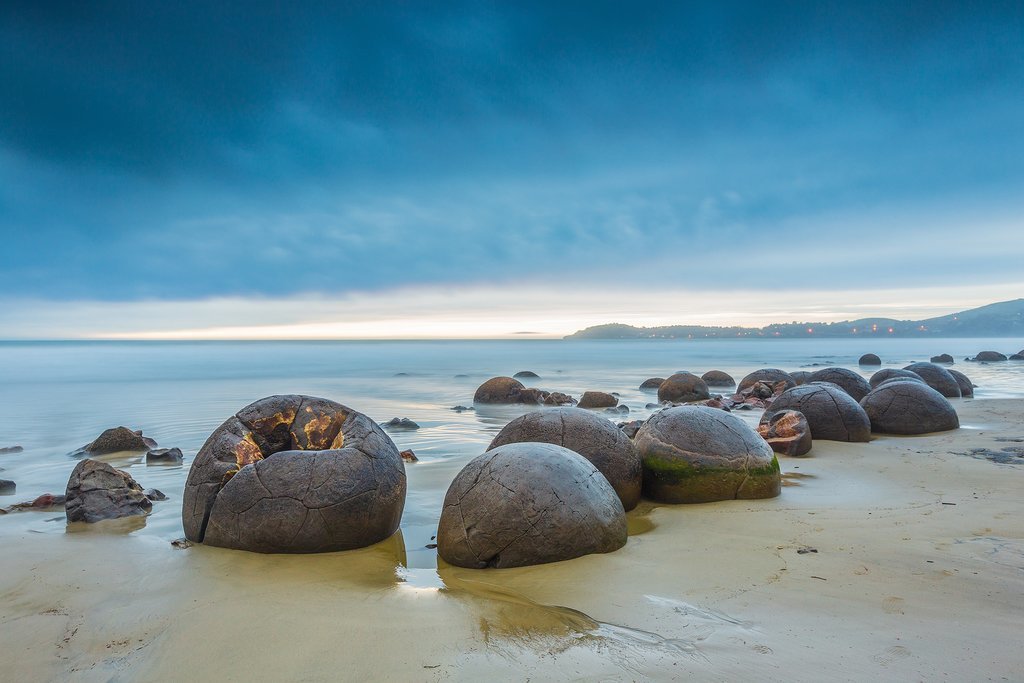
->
[[767, 383, 871, 442], [633, 406, 780, 503]]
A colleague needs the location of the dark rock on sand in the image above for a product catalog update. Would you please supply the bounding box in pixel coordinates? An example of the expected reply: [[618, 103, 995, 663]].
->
[[437, 443, 627, 568], [634, 406, 780, 503], [657, 372, 710, 403], [383, 417, 420, 430], [182, 395, 406, 553], [79, 427, 155, 455], [0, 479, 15, 495], [473, 376, 527, 404], [0, 446, 24, 455], [931, 354, 954, 364], [758, 410, 812, 456], [858, 354, 882, 366], [513, 370, 541, 379], [860, 381, 959, 434], [768, 383, 871, 442], [701, 370, 736, 388], [147, 447, 183, 464], [972, 351, 1008, 362], [808, 367, 872, 402], [144, 488, 168, 501], [738, 369, 797, 393], [870, 368, 923, 388], [488, 407, 643, 510], [577, 391, 618, 409], [790, 371, 813, 385], [903, 362, 962, 398], [640, 377, 666, 390], [947, 369, 975, 398], [65, 459, 152, 523]]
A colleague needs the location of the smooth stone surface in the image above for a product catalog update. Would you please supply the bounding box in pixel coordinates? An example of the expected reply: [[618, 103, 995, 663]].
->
[[768, 383, 871, 442], [870, 368, 923, 388], [657, 372, 710, 403], [930, 354, 954, 364], [66, 459, 152, 523], [639, 377, 665, 390], [860, 381, 959, 434], [437, 443, 627, 569], [633, 406, 781, 503], [473, 377, 528, 404], [903, 362, 962, 398], [701, 370, 736, 387], [758, 410, 812, 456], [577, 391, 618, 409], [183, 395, 406, 553], [858, 354, 882, 366], [737, 369, 797, 393], [947, 369, 975, 398], [808, 367, 872, 402], [488, 407, 643, 510], [147, 447, 183, 464]]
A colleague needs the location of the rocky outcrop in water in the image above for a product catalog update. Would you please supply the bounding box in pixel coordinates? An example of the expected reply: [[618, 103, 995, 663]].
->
[[858, 354, 881, 366], [931, 354, 954, 364], [76, 427, 156, 455], [737, 369, 797, 393], [970, 351, 1007, 362], [147, 447, 183, 464], [65, 459, 152, 523], [639, 377, 665, 390]]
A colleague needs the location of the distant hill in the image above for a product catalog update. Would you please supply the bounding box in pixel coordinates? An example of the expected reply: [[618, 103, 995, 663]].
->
[[565, 299, 1024, 339]]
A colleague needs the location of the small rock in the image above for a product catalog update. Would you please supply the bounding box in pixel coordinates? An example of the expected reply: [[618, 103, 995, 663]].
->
[[758, 410, 812, 456], [400, 449, 419, 463], [147, 447, 184, 464], [605, 405, 629, 414], [543, 391, 576, 406], [858, 354, 881, 366], [577, 391, 618, 409], [639, 377, 665, 390], [645, 403, 660, 409], [383, 417, 420, 430], [451, 405, 474, 412], [0, 479, 15, 495], [618, 420, 645, 438], [0, 446, 24, 455], [144, 488, 168, 501], [797, 547, 818, 554], [171, 538, 193, 549], [425, 543, 438, 549]]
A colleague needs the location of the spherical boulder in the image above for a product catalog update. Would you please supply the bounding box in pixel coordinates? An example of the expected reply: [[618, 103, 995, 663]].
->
[[767, 383, 871, 442], [1010, 352, 1024, 361], [513, 370, 540, 379], [947, 369, 974, 398], [903, 363, 962, 398], [930, 354, 954, 364], [860, 381, 959, 434], [876, 375, 926, 389], [972, 351, 1008, 362], [738, 369, 796, 393], [474, 376, 528, 404], [487, 407, 642, 510], [870, 368, 922, 388], [758, 410, 812, 456], [808, 367, 872, 401], [701, 370, 736, 388], [633, 406, 781, 503], [577, 391, 618, 409], [858, 353, 881, 366], [790, 371, 812, 386], [657, 372, 711, 403], [182, 395, 406, 553], [639, 377, 665, 390], [437, 443, 627, 568]]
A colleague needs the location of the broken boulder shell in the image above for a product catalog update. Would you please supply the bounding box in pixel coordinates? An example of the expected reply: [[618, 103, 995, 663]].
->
[[182, 395, 406, 553], [758, 410, 812, 456], [767, 383, 871, 442]]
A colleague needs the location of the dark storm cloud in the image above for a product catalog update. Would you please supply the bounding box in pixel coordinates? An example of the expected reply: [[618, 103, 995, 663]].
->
[[1, 1, 1023, 300]]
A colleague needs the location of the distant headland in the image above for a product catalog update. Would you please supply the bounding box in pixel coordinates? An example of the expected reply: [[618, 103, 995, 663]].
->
[[565, 299, 1024, 340]]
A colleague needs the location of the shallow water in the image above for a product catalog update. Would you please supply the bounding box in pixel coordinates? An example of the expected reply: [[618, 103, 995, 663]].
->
[[1, 338, 1022, 560]]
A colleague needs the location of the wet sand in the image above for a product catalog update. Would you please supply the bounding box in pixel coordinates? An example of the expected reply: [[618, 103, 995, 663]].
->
[[1, 399, 1022, 681]]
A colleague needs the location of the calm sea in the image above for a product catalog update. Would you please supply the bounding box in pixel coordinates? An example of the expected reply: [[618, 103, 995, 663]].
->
[[1, 338, 1022, 562]]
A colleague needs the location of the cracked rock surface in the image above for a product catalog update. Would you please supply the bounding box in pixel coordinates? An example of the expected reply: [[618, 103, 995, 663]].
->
[[634, 406, 781, 503], [182, 395, 406, 553], [487, 407, 642, 510], [737, 369, 796, 393], [860, 380, 959, 434], [437, 443, 627, 569], [902, 362, 962, 398], [758, 410, 813, 456], [808, 367, 872, 401], [767, 383, 871, 442], [657, 372, 710, 403], [947, 369, 975, 398], [66, 459, 152, 523], [869, 368, 924, 388]]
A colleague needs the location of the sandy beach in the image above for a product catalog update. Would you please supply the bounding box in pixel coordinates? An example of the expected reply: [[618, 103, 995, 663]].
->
[[0, 397, 1020, 681]]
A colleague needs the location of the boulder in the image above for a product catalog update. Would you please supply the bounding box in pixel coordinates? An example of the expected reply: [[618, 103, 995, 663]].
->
[[869, 368, 923, 388], [808, 367, 872, 401], [144, 488, 168, 501], [930, 354, 954, 364], [618, 420, 645, 439], [513, 370, 540, 379], [1010, 353, 1024, 361], [767, 383, 871, 442], [0, 479, 15, 495], [65, 459, 152, 523], [860, 381, 959, 434], [902, 362, 962, 398], [383, 417, 420, 430], [639, 377, 666, 390], [947, 369, 975, 398], [0, 446, 23, 455], [80, 427, 155, 455], [972, 351, 1008, 362], [858, 353, 882, 366], [877, 375, 926, 389], [758, 410, 812, 456], [400, 449, 418, 462], [633, 406, 781, 503], [488, 407, 643, 510], [700, 370, 736, 388], [738, 369, 797, 393], [473, 377, 527, 404], [577, 391, 618, 409], [182, 395, 406, 553], [436, 443, 627, 568], [147, 447, 183, 464], [543, 391, 576, 406], [657, 372, 710, 403], [790, 371, 812, 385]]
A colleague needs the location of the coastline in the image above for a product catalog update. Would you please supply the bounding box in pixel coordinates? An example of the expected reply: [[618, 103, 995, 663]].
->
[[1, 398, 1022, 681]]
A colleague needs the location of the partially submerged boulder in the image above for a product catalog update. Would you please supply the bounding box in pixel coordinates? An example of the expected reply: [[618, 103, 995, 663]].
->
[[0, 479, 15, 495], [657, 372, 710, 403], [79, 427, 155, 455], [577, 391, 618, 409], [182, 395, 406, 553], [860, 381, 959, 434], [383, 417, 420, 430], [758, 410, 812, 456], [808, 367, 872, 401], [639, 377, 665, 390], [147, 447, 183, 464], [972, 351, 1007, 362], [903, 362, 962, 398], [858, 354, 882, 366], [767, 383, 871, 442], [473, 376, 528, 404], [701, 370, 736, 388], [870, 368, 923, 388], [738, 369, 796, 393], [633, 406, 781, 503], [930, 354, 954, 364], [65, 459, 152, 523], [513, 370, 540, 379], [437, 443, 627, 568], [488, 407, 642, 510], [947, 369, 975, 398]]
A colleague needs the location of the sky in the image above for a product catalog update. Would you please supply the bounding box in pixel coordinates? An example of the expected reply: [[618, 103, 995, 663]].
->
[[1, 1, 1023, 339]]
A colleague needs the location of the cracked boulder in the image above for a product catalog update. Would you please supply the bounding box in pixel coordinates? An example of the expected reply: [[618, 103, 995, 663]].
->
[[808, 367, 872, 401], [758, 410, 812, 456], [870, 368, 924, 388], [487, 406, 642, 510], [65, 459, 152, 523], [633, 406, 781, 503], [181, 395, 406, 553], [738, 369, 797, 393], [658, 372, 710, 403], [767, 383, 871, 442], [947, 369, 974, 398], [437, 443, 627, 569], [902, 362, 962, 398], [860, 380, 959, 434]]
